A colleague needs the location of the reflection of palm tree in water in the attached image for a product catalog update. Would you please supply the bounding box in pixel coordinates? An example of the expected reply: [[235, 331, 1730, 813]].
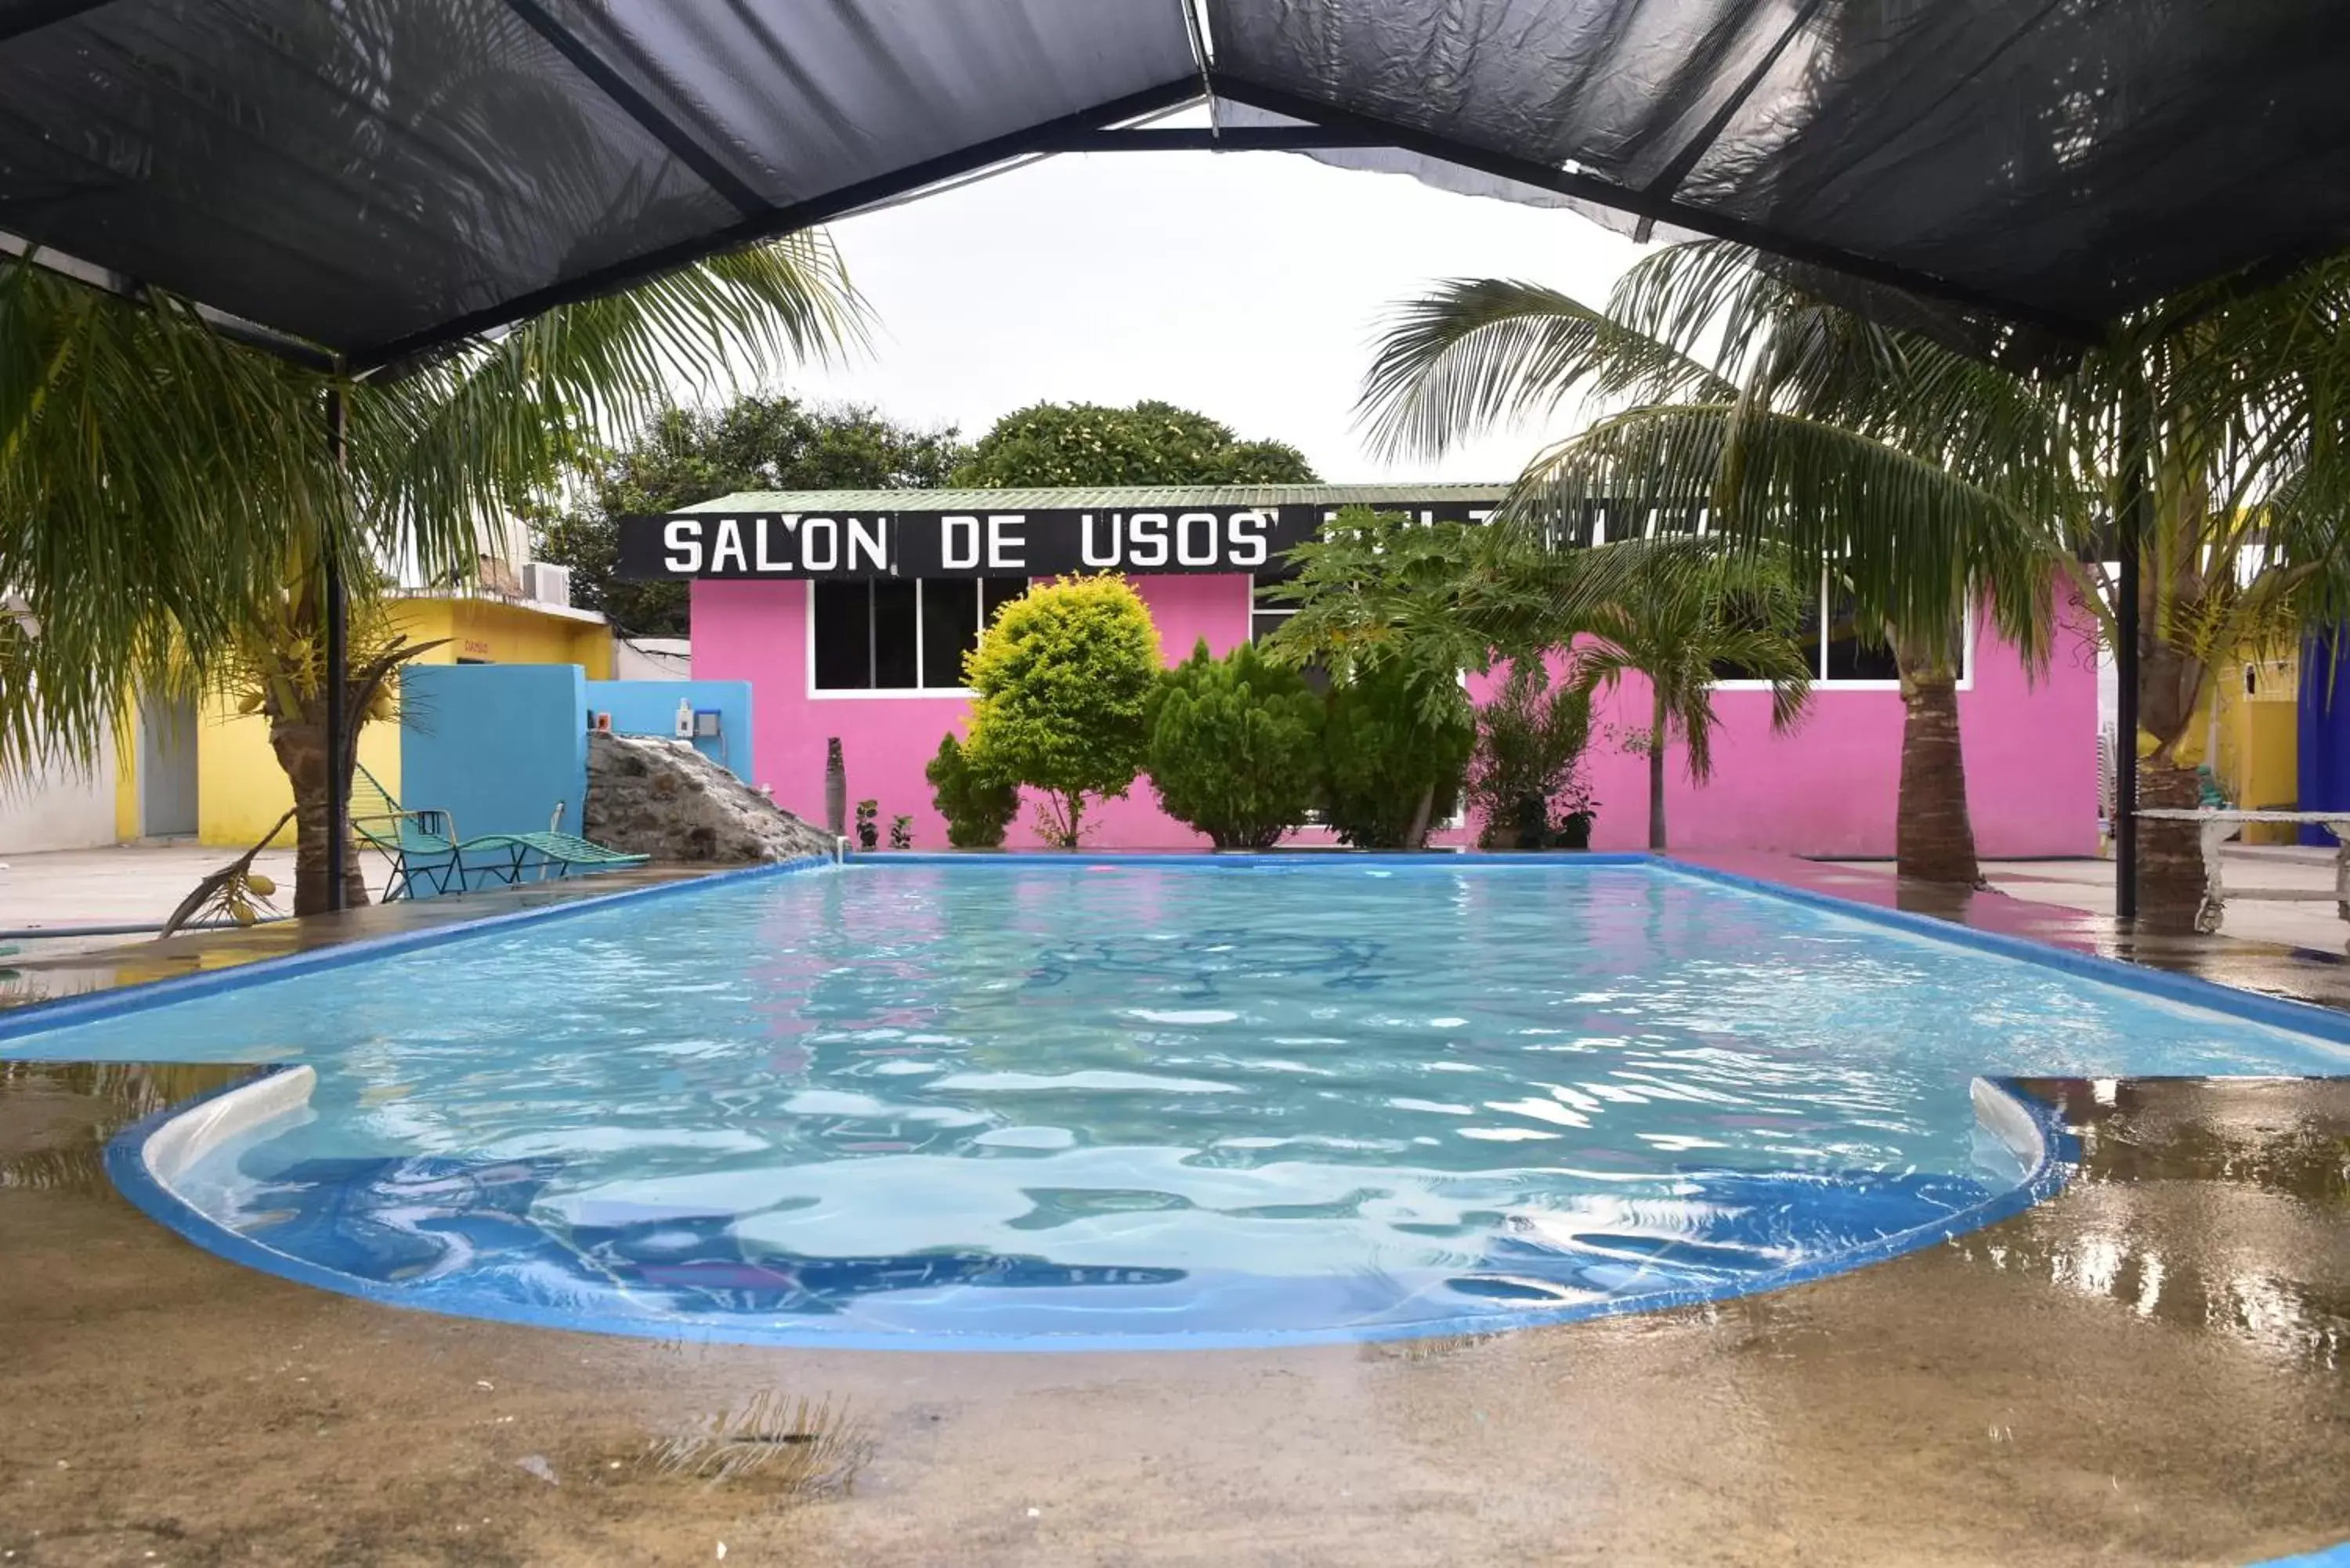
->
[[1025, 930, 1393, 998]]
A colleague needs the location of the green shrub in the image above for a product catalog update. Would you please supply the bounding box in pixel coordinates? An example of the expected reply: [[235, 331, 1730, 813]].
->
[[963, 573, 1162, 847], [925, 732, 1019, 849], [1144, 638, 1323, 850], [1320, 662, 1475, 849], [1467, 662, 1595, 849]]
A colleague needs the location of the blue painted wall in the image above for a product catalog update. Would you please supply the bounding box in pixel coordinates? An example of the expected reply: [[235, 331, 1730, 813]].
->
[[2298, 634, 2350, 846], [401, 664, 588, 886], [588, 679, 756, 783]]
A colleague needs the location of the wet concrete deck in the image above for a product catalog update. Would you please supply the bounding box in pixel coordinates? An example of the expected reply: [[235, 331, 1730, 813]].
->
[[2, 856, 2347, 1565]]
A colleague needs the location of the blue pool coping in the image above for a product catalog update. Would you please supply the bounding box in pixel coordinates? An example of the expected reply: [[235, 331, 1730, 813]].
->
[[15, 847, 2350, 1056], [99, 1064, 2078, 1354], [63, 847, 2093, 1351], [0, 854, 835, 1046], [25, 851, 2350, 1563], [2251, 1546, 2350, 1567]]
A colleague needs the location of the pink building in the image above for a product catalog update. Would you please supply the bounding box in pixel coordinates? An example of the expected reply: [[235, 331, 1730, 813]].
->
[[640, 486, 2097, 857]]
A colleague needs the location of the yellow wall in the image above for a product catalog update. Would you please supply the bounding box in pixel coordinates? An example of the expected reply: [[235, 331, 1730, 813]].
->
[[112, 702, 140, 840], [193, 597, 613, 847], [2211, 648, 2300, 842]]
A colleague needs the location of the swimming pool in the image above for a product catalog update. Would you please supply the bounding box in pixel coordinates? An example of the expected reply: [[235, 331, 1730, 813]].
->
[[12, 857, 2349, 1349]]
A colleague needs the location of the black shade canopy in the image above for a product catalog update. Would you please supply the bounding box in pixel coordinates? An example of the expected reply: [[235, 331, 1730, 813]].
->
[[5, 0, 2350, 370]]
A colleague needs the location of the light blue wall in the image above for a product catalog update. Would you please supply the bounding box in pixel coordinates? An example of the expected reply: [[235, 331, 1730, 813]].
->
[[401, 665, 588, 887], [588, 679, 756, 782]]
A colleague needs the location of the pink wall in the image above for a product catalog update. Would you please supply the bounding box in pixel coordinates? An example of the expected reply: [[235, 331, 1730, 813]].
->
[[691, 576, 2098, 858]]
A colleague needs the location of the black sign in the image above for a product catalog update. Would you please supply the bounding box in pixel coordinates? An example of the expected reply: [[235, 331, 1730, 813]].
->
[[615, 501, 1504, 581]]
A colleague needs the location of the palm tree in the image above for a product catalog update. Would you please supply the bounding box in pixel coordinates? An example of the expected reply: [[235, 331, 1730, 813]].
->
[[1549, 537, 1813, 851], [3, 235, 862, 913], [1497, 247, 2350, 927], [1361, 246, 2073, 887]]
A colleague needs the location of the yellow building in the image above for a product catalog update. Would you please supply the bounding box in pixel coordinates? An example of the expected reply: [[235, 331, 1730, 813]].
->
[[2207, 645, 2301, 843], [114, 591, 613, 848]]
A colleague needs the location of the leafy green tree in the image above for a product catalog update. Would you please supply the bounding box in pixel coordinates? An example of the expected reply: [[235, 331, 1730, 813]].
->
[[1361, 247, 2065, 883], [1320, 661, 1477, 849], [1554, 537, 1813, 851], [1466, 662, 1595, 849], [532, 395, 965, 635], [1144, 639, 1324, 849], [953, 400, 1316, 487], [1258, 508, 1527, 706], [4, 233, 862, 912], [1367, 239, 2350, 917], [925, 732, 1020, 849], [1257, 508, 1522, 847], [963, 573, 1162, 847]]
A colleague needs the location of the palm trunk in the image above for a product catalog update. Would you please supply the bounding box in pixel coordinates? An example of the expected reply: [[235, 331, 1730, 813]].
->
[[2135, 630, 2214, 932], [1647, 687, 1668, 851], [2135, 758, 2207, 932], [1893, 652, 1981, 885], [1405, 781, 1436, 849], [269, 710, 367, 916]]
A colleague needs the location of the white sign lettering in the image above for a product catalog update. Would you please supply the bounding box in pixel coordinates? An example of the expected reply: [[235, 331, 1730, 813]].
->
[[987, 514, 1026, 569], [942, 514, 982, 570]]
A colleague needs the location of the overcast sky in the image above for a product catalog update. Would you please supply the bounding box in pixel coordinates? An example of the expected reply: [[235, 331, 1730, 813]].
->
[[783, 135, 1648, 484]]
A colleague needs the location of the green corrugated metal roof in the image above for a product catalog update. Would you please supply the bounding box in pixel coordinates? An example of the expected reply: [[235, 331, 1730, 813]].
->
[[681, 482, 1513, 512]]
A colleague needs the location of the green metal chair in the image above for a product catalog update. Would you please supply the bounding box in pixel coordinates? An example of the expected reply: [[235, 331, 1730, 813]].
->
[[350, 765, 648, 899], [349, 764, 528, 901], [504, 800, 653, 882]]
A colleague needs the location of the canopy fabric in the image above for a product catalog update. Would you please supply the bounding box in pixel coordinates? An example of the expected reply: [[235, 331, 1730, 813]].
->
[[5, 0, 2349, 369]]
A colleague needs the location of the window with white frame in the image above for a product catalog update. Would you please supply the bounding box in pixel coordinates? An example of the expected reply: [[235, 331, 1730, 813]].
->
[[1715, 574, 1969, 686], [812, 577, 1028, 693]]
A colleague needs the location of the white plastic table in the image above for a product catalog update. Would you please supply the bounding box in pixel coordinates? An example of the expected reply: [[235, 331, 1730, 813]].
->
[[2135, 808, 2350, 941]]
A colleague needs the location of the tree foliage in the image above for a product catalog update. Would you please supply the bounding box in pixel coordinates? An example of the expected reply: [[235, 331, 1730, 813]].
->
[[1466, 662, 1595, 849], [962, 574, 1162, 847], [2, 229, 862, 917], [952, 400, 1316, 488], [1257, 508, 1534, 709], [1319, 661, 1476, 850], [531, 393, 965, 636], [1144, 639, 1324, 850], [925, 732, 1020, 850]]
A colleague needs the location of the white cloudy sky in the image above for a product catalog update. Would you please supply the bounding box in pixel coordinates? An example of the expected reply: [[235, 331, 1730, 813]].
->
[[783, 132, 1649, 484]]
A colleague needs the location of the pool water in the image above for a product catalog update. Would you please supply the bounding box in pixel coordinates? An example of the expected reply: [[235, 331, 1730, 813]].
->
[[24, 861, 2350, 1346]]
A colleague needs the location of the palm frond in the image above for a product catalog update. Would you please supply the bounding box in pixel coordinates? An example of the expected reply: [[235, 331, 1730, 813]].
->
[[0, 261, 344, 771], [1358, 277, 1735, 461], [356, 233, 866, 585], [1504, 402, 2075, 650]]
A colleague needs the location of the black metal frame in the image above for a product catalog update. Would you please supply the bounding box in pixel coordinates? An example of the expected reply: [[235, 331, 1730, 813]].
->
[[1202, 75, 2101, 345], [1, 0, 2148, 916], [351, 77, 1206, 371]]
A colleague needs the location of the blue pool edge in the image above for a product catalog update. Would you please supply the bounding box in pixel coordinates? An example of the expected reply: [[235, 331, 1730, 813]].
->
[[100, 1066, 2079, 1355], [0, 854, 837, 1046], [16, 848, 2350, 1056], [21, 849, 2334, 1564]]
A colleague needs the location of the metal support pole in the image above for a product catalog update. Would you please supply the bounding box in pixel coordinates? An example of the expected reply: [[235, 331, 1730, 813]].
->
[[324, 385, 350, 914], [2115, 380, 2149, 921]]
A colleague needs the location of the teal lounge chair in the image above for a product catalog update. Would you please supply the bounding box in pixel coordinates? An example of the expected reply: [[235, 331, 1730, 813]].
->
[[350, 765, 531, 900], [506, 801, 653, 882], [351, 767, 647, 899]]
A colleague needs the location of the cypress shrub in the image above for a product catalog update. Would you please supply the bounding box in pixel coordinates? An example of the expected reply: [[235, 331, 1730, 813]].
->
[[1320, 662, 1475, 849], [926, 732, 1019, 849], [1144, 638, 1323, 849]]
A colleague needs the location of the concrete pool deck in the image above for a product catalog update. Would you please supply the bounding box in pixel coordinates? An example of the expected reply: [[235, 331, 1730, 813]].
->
[[2, 853, 2347, 1565]]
